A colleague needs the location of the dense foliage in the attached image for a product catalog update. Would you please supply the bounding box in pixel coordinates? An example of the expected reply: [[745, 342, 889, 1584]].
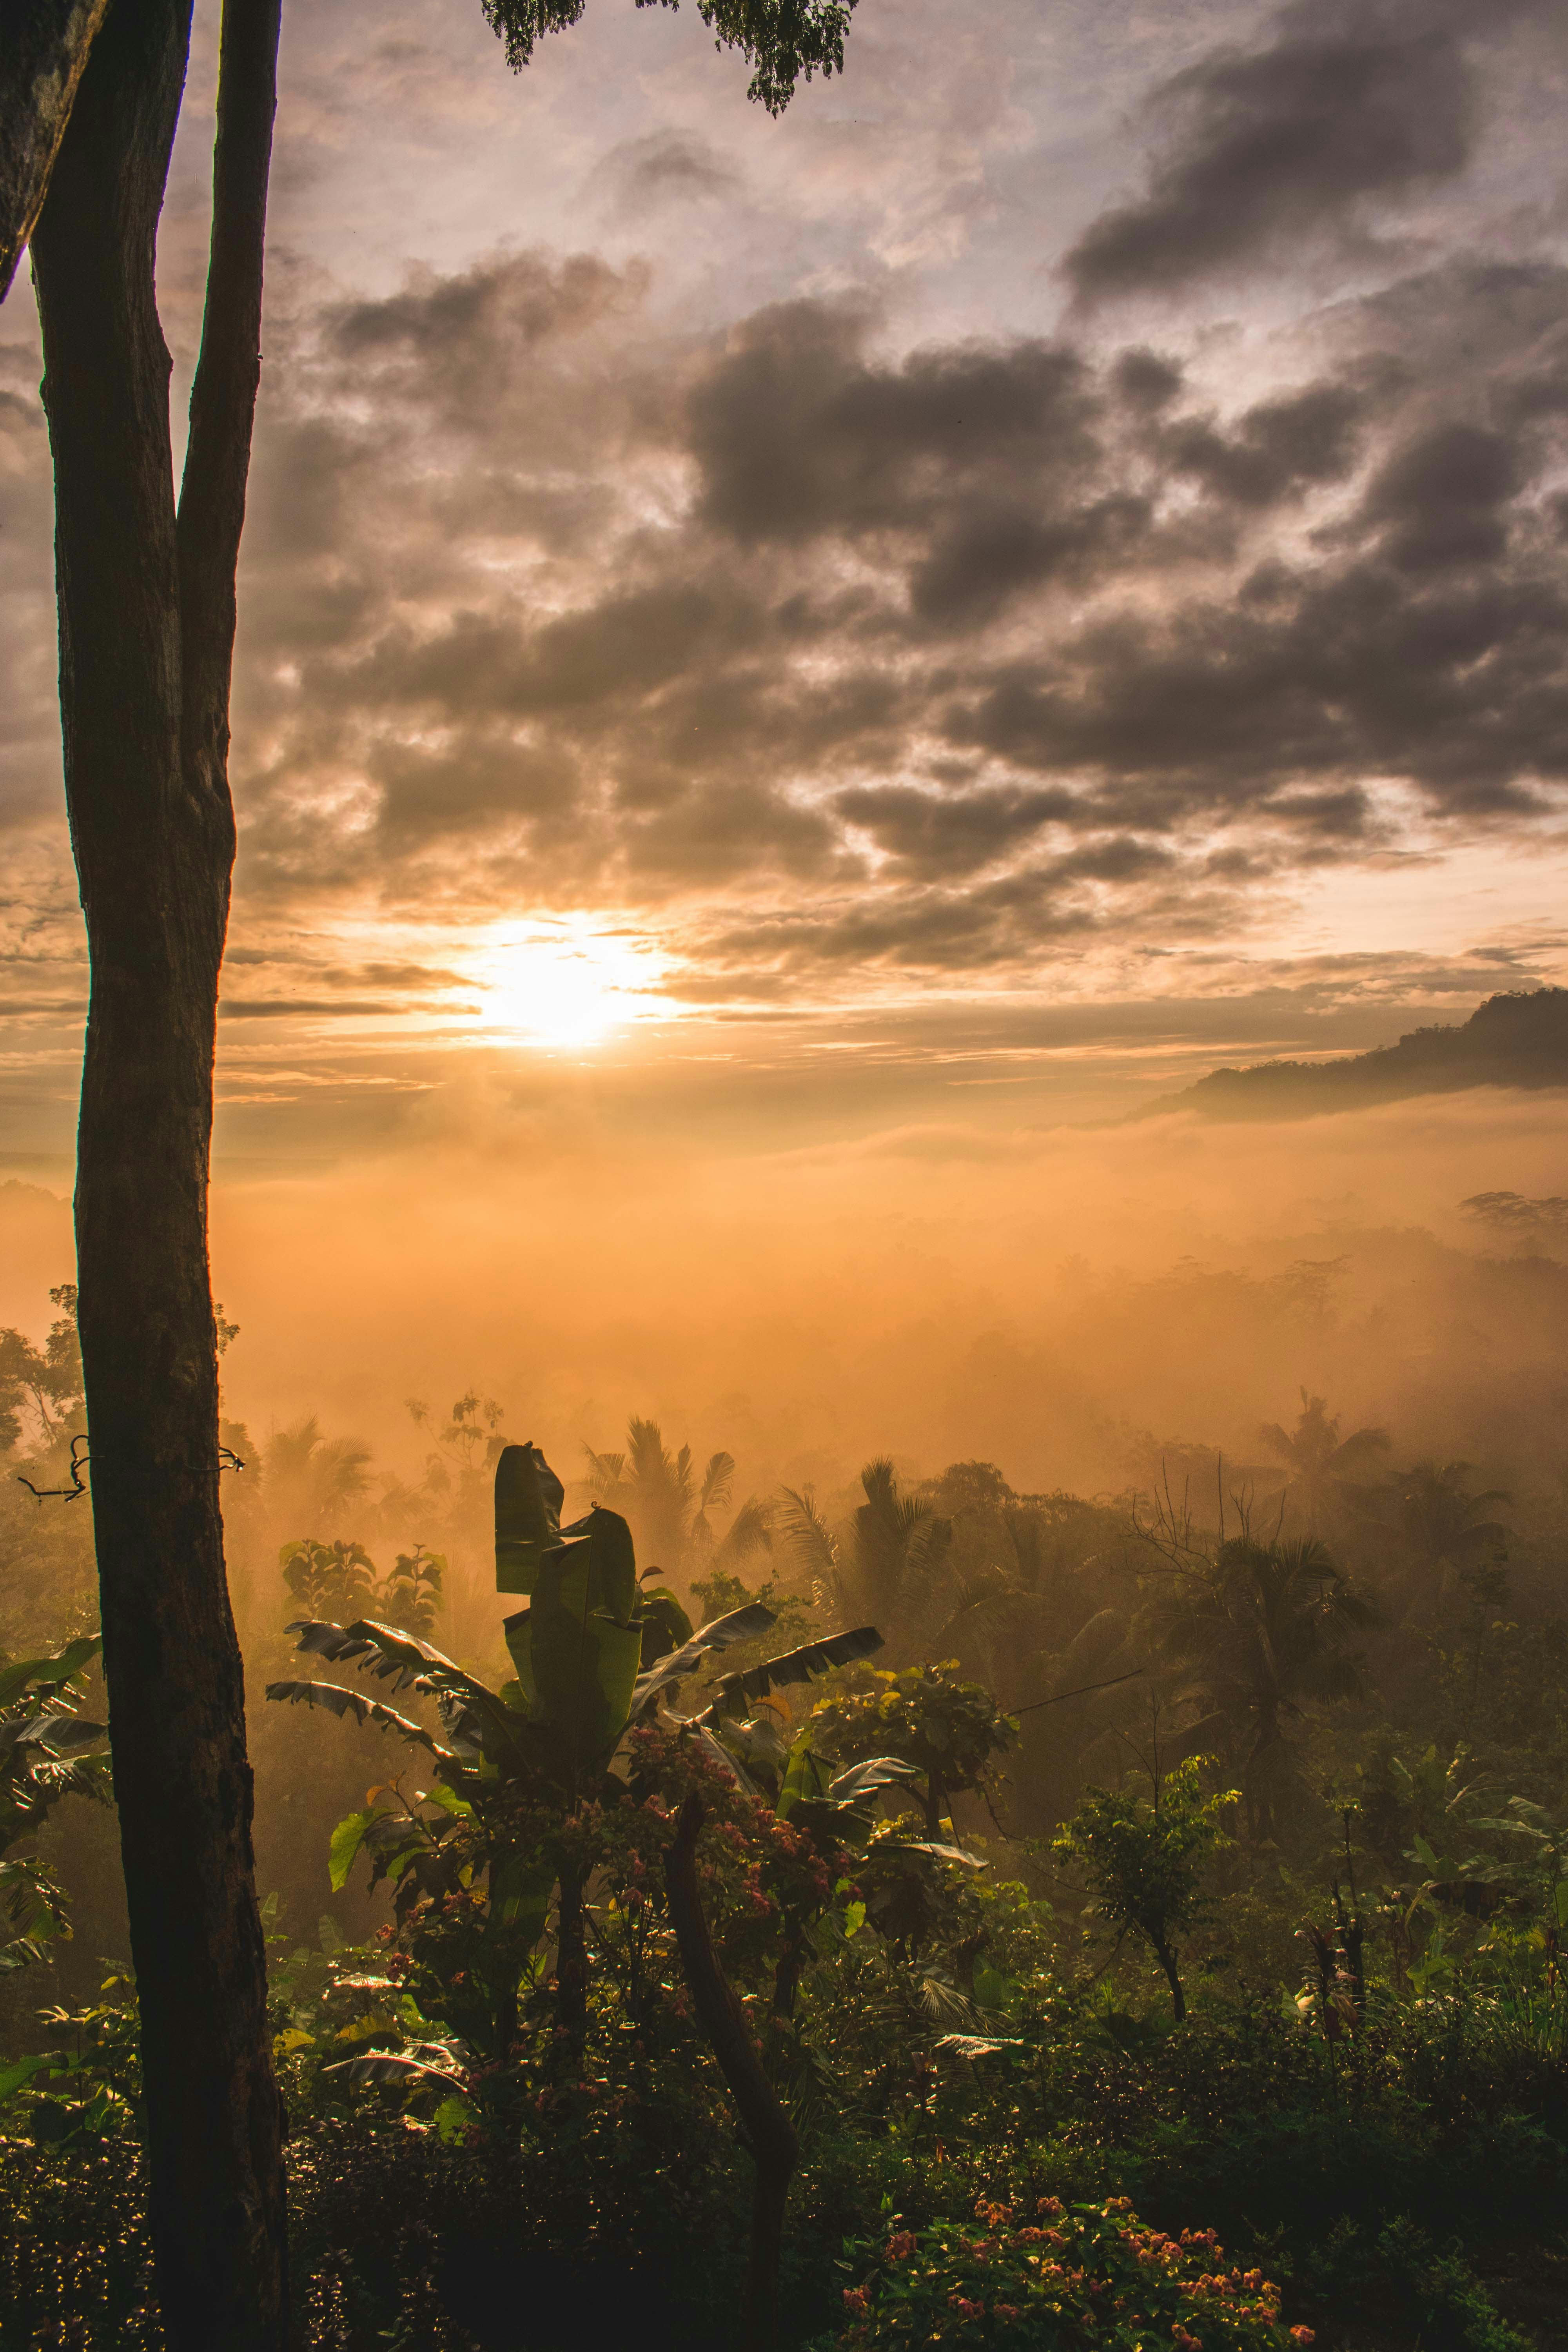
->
[[2, 1285, 1568, 2348]]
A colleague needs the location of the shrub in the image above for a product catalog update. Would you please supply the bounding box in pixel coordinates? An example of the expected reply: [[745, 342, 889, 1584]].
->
[[812, 2194, 1313, 2351]]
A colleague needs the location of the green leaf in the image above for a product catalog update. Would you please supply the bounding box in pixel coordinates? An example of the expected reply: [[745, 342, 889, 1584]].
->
[[328, 1809, 377, 1894], [0, 1636, 102, 1710], [485, 1853, 552, 1949], [434, 2093, 477, 2145], [0, 2051, 54, 2102], [494, 1443, 564, 1594], [528, 1511, 644, 1778], [779, 1733, 835, 1818]]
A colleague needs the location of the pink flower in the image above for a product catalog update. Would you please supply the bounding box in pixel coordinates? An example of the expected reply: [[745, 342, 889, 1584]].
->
[[1172, 2331, 1200, 2351], [947, 2296, 985, 2319], [1290, 2330, 1316, 2347], [884, 2233, 916, 2263], [994, 2306, 1019, 2323], [1036, 2196, 1065, 2218], [842, 2287, 869, 2314]]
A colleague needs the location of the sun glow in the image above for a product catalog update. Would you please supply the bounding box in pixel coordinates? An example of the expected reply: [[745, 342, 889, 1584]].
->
[[477, 921, 667, 1047]]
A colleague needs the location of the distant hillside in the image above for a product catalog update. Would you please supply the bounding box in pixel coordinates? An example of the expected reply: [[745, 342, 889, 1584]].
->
[[1140, 988, 1568, 1121]]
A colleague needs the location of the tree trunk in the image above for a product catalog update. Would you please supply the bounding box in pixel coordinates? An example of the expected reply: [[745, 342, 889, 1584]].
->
[[0, 0, 109, 301], [30, 1, 286, 2343], [666, 1796, 799, 2352], [1152, 1933, 1186, 2023]]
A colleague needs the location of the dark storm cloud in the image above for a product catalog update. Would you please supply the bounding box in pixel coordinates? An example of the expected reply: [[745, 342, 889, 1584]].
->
[[332, 249, 637, 376], [689, 300, 1102, 547], [1160, 385, 1364, 509], [1359, 422, 1520, 573], [220, 227, 1568, 982], [1063, 0, 1494, 303], [834, 782, 1081, 879]]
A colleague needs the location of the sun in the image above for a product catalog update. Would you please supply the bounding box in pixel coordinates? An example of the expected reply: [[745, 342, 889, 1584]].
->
[[477, 922, 662, 1047]]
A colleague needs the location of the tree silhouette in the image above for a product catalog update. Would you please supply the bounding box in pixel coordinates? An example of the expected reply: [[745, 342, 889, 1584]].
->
[[1360, 1461, 1510, 1602], [1149, 1535, 1374, 1841], [585, 1417, 768, 1580], [2, 0, 864, 2334], [1258, 1389, 1390, 1530], [261, 1415, 372, 1540]]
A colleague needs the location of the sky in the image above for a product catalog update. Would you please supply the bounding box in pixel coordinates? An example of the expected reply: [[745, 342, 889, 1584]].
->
[[3, 0, 1568, 1489]]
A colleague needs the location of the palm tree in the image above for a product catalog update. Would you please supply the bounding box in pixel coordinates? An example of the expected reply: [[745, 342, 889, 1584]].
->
[[263, 1415, 372, 1540], [1359, 1461, 1510, 1602], [1258, 1390, 1390, 1531], [1150, 1535, 1374, 1841], [584, 1417, 766, 1581], [775, 1461, 951, 1653]]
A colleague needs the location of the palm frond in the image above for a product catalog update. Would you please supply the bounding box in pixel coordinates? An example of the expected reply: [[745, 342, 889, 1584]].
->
[[775, 1486, 839, 1575], [700, 1451, 736, 1514], [711, 1495, 773, 1569]]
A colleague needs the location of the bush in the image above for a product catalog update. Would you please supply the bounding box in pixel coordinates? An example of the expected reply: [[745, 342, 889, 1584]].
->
[[811, 2195, 1313, 2352]]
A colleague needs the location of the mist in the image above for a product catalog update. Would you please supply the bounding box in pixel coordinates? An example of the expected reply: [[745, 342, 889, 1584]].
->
[[12, 1079, 1568, 1520]]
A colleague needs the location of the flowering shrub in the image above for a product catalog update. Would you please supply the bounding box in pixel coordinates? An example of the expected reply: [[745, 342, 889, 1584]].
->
[[815, 2195, 1313, 2350]]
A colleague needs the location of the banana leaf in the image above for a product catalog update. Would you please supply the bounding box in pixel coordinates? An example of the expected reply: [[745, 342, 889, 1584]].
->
[[9, 1712, 107, 1756], [527, 1513, 643, 1780], [693, 1623, 884, 1720], [264, 1677, 459, 1767], [628, 1601, 779, 1720], [494, 1443, 564, 1595], [502, 1610, 537, 1708], [279, 1620, 523, 1759], [638, 1586, 695, 1668], [0, 1637, 101, 1710], [826, 1755, 922, 1807]]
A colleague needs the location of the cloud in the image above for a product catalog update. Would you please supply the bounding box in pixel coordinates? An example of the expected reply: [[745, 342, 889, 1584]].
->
[[1061, 0, 1511, 304], [597, 130, 742, 213], [196, 214, 1568, 1007]]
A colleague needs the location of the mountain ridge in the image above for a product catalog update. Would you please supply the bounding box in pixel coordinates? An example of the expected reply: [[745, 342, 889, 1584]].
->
[[1137, 987, 1568, 1121]]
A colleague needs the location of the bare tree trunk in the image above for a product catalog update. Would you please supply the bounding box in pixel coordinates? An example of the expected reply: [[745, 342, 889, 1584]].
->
[[0, 0, 109, 300], [30, 0, 286, 2342], [666, 1796, 799, 2352], [1152, 1932, 1186, 2023]]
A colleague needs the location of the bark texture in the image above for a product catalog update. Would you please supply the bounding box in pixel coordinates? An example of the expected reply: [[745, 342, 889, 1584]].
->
[[0, 0, 109, 300], [666, 1795, 800, 2352], [30, 0, 286, 2342]]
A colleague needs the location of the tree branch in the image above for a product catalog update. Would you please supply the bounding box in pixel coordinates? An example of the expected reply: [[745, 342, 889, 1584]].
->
[[176, 0, 281, 811], [0, 0, 109, 302], [665, 1793, 799, 2352]]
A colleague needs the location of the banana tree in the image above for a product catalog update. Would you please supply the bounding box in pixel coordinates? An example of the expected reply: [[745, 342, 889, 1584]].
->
[[267, 1442, 881, 2047]]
